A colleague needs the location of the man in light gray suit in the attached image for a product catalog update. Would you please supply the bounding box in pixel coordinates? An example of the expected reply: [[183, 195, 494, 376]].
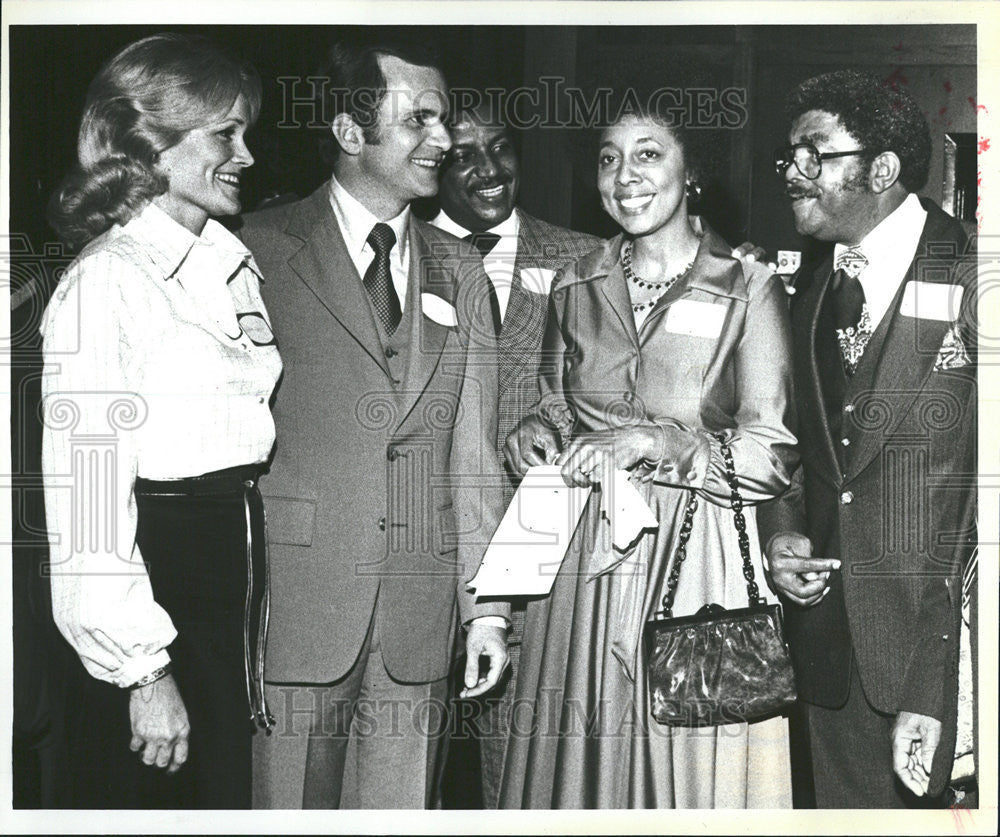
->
[[241, 42, 509, 809], [430, 99, 599, 807]]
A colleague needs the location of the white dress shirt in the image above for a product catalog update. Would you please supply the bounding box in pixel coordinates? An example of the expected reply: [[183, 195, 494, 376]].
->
[[41, 202, 282, 687], [834, 192, 927, 330], [430, 208, 520, 322], [329, 175, 410, 309]]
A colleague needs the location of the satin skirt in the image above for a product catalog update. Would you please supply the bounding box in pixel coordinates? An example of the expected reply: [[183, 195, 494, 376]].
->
[[498, 482, 792, 809]]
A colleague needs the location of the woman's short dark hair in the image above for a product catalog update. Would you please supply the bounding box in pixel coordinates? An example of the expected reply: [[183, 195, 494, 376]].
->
[[785, 69, 931, 193], [596, 86, 713, 186], [317, 40, 442, 160], [49, 32, 262, 246]]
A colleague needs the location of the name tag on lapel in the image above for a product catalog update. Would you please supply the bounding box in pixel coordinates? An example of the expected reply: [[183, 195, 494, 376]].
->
[[899, 281, 964, 322], [519, 266, 558, 296], [663, 299, 727, 338], [420, 292, 458, 327]]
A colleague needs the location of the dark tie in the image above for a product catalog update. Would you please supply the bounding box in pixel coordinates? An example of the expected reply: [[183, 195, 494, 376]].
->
[[831, 246, 869, 375], [465, 231, 501, 259], [463, 232, 503, 335], [364, 223, 401, 336]]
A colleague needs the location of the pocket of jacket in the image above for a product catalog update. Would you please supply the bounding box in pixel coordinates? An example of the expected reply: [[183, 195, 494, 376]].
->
[[264, 496, 316, 546]]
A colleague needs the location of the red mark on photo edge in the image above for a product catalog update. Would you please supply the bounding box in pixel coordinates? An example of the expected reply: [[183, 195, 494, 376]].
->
[[968, 97, 988, 114], [944, 80, 953, 93], [949, 804, 973, 833], [976, 173, 983, 233], [892, 40, 904, 51], [979, 137, 991, 154]]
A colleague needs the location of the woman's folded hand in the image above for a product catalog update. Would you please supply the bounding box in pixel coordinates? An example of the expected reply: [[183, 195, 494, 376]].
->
[[128, 674, 191, 774], [556, 425, 663, 487]]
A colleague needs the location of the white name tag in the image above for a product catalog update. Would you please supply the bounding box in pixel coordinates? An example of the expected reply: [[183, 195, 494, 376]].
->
[[519, 266, 558, 296], [663, 299, 727, 338], [420, 292, 458, 327], [899, 281, 964, 322]]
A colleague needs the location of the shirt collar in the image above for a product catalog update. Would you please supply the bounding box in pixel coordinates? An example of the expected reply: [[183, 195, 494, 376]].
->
[[430, 207, 520, 250], [833, 192, 927, 327], [834, 192, 926, 271], [329, 174, 410, 264], [122, 202, 257, 282]]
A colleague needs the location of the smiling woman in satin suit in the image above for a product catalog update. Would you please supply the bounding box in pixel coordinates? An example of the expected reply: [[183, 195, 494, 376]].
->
[[500, 97, 799, 809]]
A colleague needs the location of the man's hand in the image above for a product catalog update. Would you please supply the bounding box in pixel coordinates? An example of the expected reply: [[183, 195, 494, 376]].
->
[[892, 711, 942, 796], [504, 414, 561, 476], [128, 673, 190, 774], [732, 241, 777, 272], [460, 623, 509, 699], [766, 532, 840, 606]]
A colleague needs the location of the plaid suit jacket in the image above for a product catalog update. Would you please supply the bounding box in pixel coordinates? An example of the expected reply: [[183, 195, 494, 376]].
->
[[497, 210, 601, 504]]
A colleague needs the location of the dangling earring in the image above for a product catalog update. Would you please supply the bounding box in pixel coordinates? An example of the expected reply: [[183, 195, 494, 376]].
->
[[685, 179, 703, 204]]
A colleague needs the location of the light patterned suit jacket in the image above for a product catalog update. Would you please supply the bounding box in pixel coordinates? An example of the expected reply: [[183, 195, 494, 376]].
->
[[495, 210, 600, 504]]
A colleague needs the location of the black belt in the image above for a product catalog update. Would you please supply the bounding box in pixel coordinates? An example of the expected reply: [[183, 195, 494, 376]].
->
[[135, 464, 273, 729], [134, 464, 263, 497]]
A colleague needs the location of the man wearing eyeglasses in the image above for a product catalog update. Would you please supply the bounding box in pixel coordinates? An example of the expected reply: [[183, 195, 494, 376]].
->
[[758, 70, 976, 808]]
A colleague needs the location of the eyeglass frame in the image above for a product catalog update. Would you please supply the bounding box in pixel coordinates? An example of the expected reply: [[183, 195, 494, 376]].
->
[[773, 142, 869, 180]]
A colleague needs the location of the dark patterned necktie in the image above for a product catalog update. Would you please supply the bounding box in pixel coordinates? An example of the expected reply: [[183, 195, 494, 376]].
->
[[832, 246, 870, 375], [364, 223, 401, 335], [463, 231, 503, 335]]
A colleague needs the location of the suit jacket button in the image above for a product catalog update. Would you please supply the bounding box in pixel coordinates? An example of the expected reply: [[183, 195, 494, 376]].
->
[[840, 491, 854, 505], [387, 448, 398, 462], [844, 403, 854, 413], [378, 517, 386, 531], [841, 437, 850, 447], [386, 347, 397, 358]]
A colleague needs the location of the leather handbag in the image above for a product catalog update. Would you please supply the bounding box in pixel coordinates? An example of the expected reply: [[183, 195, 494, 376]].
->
[[643, 434, 797, 726]]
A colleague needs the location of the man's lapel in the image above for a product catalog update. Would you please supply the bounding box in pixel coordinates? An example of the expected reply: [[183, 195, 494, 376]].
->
[[498, 211, 550, 395], [843, 212, 962, 481], [285, 186, 389, 376], [398, 220, 450, 427], [797, 253, 843, 486]]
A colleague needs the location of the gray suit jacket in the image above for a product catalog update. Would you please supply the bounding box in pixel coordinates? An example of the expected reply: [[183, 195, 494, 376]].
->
[[239, 182, 507, 685]]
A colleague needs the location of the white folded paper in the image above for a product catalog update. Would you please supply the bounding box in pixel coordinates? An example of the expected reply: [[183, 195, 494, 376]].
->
[[600, 469, 659, 550], [468, 465, 657, 598]]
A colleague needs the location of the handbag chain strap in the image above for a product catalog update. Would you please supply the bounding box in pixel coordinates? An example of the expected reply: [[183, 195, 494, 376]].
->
[[657, 433, 764, 618]]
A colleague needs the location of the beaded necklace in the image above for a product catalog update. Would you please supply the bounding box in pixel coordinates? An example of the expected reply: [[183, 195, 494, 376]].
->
[[622, 239, 695, 314]]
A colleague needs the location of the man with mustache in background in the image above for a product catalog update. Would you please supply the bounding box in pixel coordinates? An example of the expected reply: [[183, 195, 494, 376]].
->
[[759, 70, 976, 808], [429, 98, 600, 808], [240, 43, 509, 809]]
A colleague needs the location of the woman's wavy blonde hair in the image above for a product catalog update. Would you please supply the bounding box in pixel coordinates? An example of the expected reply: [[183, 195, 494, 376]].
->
[[49, 32, 262, 246]]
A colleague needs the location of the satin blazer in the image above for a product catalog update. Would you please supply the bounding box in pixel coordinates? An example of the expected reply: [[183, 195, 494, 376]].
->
[[536, 223, 798, 508]]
